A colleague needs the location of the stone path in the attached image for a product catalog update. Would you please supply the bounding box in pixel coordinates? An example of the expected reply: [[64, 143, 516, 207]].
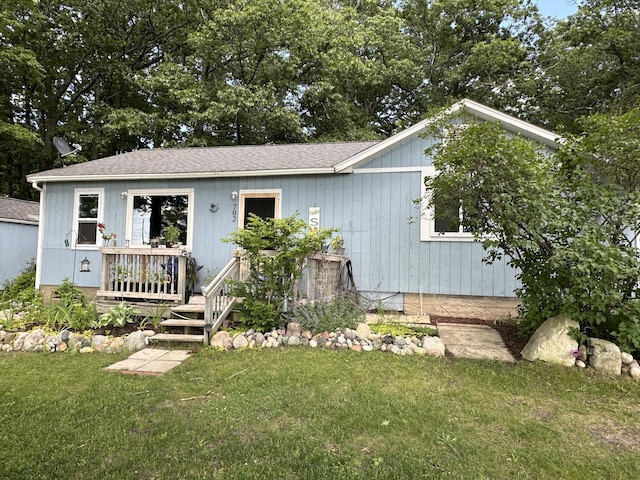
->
[[104, 348, 191, 375], [436, 323, 516, 363]]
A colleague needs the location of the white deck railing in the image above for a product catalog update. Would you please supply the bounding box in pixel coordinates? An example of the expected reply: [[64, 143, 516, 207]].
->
[[98, 247, 187, 303], [202, 255, 242, 343]]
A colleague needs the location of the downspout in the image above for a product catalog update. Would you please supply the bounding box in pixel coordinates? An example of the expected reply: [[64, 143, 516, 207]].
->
[[31, 181, 45, 289]]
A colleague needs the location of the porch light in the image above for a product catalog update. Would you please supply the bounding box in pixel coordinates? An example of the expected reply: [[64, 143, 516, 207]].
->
[[209, 203, 219, 213], [231, 191, 238, 200], [80, 257, 91, 272]]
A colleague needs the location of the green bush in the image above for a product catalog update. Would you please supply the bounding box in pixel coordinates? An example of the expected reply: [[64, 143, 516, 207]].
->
[[292, 294, 364, 334], [1, 261, 37, 304], [225, 213, 337, 331]]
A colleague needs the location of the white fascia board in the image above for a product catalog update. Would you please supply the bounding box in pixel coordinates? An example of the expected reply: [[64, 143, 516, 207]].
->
[[460, 99, 561, 148], [0, 218, 38, 225], [26, 167, 336, 183]]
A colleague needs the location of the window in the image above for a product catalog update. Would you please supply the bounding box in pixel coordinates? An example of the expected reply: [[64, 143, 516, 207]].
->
[[238, 190, 281, 228], [420, 167, 475, 241], [125, 189, 194, 247], [73, 188, 104, 247]]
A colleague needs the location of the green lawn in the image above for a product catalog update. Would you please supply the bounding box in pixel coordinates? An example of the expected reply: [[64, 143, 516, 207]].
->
[[1, 348, 639, 479]]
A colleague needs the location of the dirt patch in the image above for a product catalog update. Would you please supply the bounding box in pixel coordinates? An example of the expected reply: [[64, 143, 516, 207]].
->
[[433, 316, 528, 361], [589, 420, 640, 452]]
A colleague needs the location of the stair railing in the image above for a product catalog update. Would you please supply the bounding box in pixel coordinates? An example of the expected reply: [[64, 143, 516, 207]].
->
[[202, 255, 241, 344]]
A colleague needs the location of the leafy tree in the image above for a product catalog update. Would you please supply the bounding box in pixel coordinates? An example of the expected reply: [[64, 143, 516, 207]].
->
[[532, 0, 640, 131], [425, 107, 640, 353]]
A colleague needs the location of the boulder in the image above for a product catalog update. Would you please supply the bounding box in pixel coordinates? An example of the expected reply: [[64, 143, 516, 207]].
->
[[355, 323, 372, 340], [285, 322, 301, 338], [421, 336, 446, 357], [22, 329, 46, 352], [589, 338, 621, 376], [232, 335, 248, 350], [210, 331, 230, 349], [521, 315, 579, 367], [122, 330, 147, 352]]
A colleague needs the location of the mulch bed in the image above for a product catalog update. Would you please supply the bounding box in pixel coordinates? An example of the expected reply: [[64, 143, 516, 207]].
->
[[432, 316, 528, 361]]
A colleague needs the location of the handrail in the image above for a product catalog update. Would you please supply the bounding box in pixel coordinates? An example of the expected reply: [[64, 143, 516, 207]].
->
[[203, 256, 241, 344]]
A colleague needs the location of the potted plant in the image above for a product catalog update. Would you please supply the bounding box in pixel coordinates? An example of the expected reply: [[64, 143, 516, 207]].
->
[[330, 235, 345, 255], [161, 224, 181, 247]]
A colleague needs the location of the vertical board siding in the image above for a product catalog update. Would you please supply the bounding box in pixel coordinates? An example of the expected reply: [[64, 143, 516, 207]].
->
[[0, 222, 38, 286], [39, 134, 519, 297]]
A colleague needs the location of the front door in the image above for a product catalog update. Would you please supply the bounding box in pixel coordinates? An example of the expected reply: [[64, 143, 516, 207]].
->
[[239, 190, 281, 228]]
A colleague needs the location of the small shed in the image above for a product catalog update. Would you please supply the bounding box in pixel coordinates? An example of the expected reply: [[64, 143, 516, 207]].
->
[[0, 197, 39, 288]]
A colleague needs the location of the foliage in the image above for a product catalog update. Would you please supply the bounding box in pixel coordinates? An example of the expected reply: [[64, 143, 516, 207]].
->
[[291, 293, 365, 334], [369, 323, 438, 338], [225, 213, 336, 331], [425, 106, 640, 353], [161, 224, 181, 244], [45, 278, 97, 331], [94, 302, 138, 329], [0, 261, 37, 305]]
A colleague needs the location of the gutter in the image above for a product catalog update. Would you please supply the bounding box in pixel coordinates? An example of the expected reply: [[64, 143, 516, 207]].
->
[[26, 167, 337, 184], [30, 181, 45, 289]]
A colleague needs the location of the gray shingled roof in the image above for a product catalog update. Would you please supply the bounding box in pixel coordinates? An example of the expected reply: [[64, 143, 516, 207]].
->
[[29, 141, 380, 181], [0, 197, 39, 224]]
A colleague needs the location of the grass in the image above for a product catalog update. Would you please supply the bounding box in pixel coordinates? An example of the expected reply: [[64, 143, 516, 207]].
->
[[1, 349, 639, 479]]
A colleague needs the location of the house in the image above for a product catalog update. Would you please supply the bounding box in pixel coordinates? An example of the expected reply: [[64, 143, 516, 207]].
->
[[0, 197, 39, 288], [26, 99, 559, 323]]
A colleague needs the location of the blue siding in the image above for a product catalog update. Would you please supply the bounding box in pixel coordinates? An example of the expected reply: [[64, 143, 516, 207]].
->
[[38, 134, 519, 298], [0, 222, 38, 287]]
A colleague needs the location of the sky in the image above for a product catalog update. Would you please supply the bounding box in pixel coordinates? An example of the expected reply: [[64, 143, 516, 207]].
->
[[537, 0, 579, 19]]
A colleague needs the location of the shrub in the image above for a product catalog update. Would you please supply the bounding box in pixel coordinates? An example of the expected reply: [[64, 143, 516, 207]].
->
[[292, 293, 364, 334], [225, 213, 337, 331]]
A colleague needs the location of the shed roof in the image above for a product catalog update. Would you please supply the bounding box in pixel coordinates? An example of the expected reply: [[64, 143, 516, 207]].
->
[[0, 197, 39, 225]]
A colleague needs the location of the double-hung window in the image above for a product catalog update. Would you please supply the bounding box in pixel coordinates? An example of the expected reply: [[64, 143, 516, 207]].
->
[[420, 167, 475, 241], [73, 188, 104, 247]]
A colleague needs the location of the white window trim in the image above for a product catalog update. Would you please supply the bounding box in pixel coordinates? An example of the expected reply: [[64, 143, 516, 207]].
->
[[420, 167, 476, 242], [238, 189, 282, 229], [124, 188, 195, 249], [72, 187, 105, 250]]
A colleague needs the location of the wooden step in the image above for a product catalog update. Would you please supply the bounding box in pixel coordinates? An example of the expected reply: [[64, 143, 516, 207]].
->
[[171, 304, 206, 314], [150, 333, 205, 343], [159, 319, 205, 328]]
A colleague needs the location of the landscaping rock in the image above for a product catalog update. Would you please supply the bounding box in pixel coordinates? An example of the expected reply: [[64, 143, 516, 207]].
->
[[142, 330, 156, 337], [630, 366, 640, 379], [210, 331, 230, 349], [12, 332, 28, 351], [93, 335, 108, 348], [122, 331, 147, 352], [286, 322, 302, 338], [578, 345, 588, 362], [288, 335, 301, 346], [621, 352, 634, 365], [589, 338, 621, 375], [309, 339, 318, 348], [421, 336, 446, 357], [80, 346, 94, 354], [22, 329, 45, 352], [521, 315, 579, 367], [255, 332, 266, 346], [233, 335, 249, 350], [355, 323, 372, 340], [575, 360, 587, 368], [344, 329, 357, 341], [223, 337, 234, 350], [302, 330, 313, 340]]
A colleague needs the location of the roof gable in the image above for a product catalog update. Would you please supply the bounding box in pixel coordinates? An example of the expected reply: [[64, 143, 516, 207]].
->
[[334, 99, 560, 173]]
